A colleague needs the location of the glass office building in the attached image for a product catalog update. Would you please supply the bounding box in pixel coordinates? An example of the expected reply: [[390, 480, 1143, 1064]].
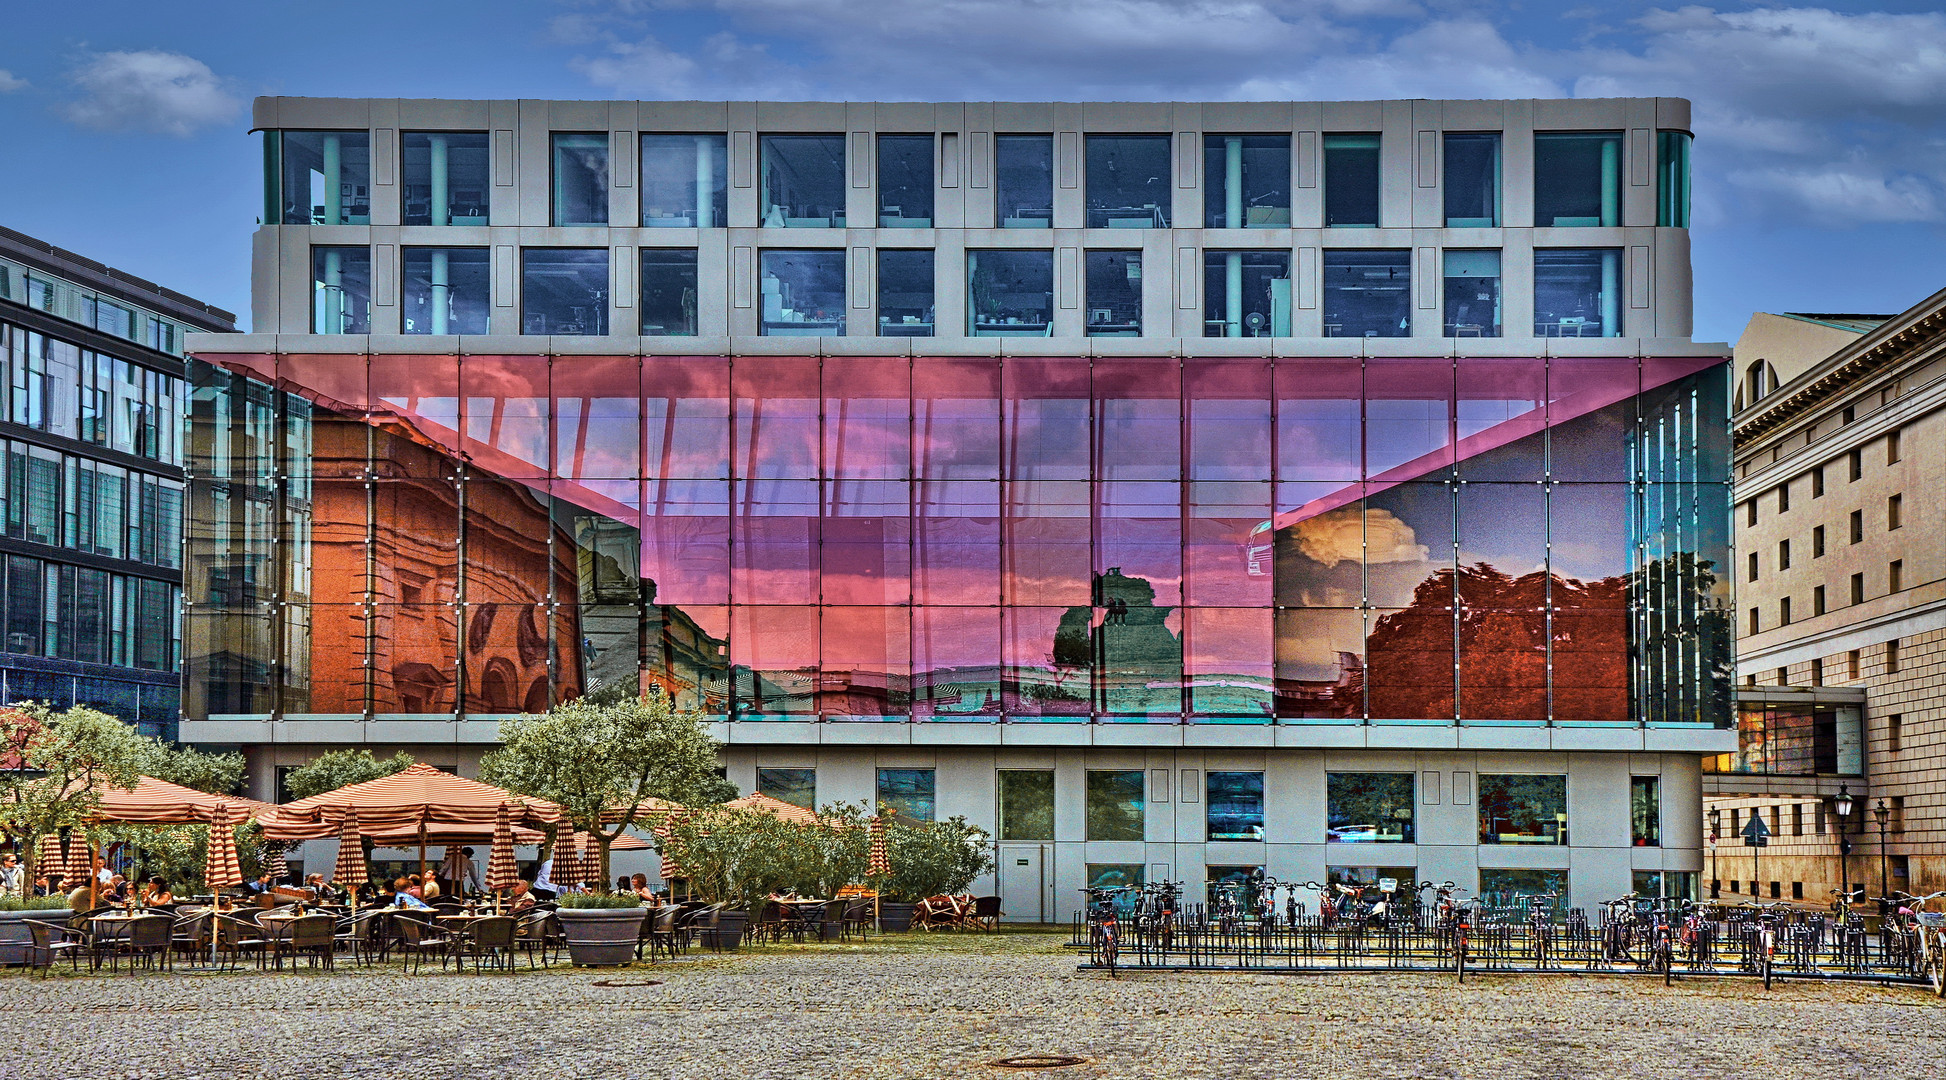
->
[[0, 226, 236, 739], [191, 96, 1728, 914]]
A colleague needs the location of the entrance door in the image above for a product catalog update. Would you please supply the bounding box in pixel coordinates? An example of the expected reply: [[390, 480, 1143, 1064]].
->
[[997, 844, 1047, 923]]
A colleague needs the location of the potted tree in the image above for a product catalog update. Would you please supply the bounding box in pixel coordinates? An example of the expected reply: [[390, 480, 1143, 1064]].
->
[[874, 815, 996, 931], [553, 891, 650, 966]]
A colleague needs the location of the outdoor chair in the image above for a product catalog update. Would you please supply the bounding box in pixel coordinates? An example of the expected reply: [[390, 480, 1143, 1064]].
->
[[212, 914, 271, 971], [395, 913, 457, 974], [95, 914, 174, 972], [170, 910, 212, 964], [677, 903, 722, 952], [457, 916, 517, 973], [338, 910, 388, 965], [966, 896, 1004, 931], [914, 896, 965, 931], [513, 910, 557, 969], [641, 905, 682, 961], [840, 899, 874, 941], [286, 914, 337, 971], [748, 900, 782, 945], [23, 919, 85, 977]]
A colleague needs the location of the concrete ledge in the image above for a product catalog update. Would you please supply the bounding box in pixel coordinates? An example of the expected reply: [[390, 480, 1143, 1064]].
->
[[819, 722, 913, 745], [1459, 726, 1551, 751], [1000, 724, 1092, 746], [1275, 725, 1369, 748], [912, 723, 1003, 745], [1184, 725, 1277, 747], [1092, 723, 1185, 746]]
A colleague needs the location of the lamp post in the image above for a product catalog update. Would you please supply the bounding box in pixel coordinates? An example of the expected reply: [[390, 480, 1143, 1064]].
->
[[1873, 799, 1891, 904], [1835, 784, 1854, 909], [1707, 808, 1721, 898]]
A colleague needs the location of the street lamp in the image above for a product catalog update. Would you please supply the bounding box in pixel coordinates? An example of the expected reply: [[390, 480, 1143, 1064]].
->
[[1835, 784, 1854, 907], [1873, 798, 1891, 904], [1707, 808, 1721, 898]]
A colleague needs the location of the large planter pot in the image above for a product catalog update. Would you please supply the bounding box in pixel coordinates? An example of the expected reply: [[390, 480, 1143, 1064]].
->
[[705, 910, 748, 951], [879, 902, 917, 932], [0, 909, 49, 966], [556, 907, 648, 967]]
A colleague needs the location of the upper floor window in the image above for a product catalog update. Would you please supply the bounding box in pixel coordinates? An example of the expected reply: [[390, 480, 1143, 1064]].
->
[[551, 133, 610, 226], [1443, 249, 1501, 337], [761, 135, 846, 227], [1323, 134, 1380, 227], [995, 135, 1052, 228], [877, 249, 934, 336], [1084, 251, 1142, 336], [1203, 135, 1290, 228], [877, 135, 935, 227], [1444, 132, 1500, 227], [640, 249, 698, 336], [759, 250, 845, 336], [1204, 251, 1291, 337], [311, 246, 371, 334], [641, 134, 728, 229], [271, 131, 371, 225], [1534, 249, 1621, 338], [402, 132, 490, 226], [520, 248, 608, 335], [1657, 131, 1692, 228], [1323, 250, 1408, 337], [401, 248, 489, 335], [967, 250, 1052, 336], [1534, 131, 1621, 227], [1085, 135, 1170, 228]]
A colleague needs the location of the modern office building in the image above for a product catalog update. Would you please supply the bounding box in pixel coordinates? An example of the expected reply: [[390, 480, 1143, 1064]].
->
[[1716, 291, 1946, 902], [184, 97, 1730, 915], [0, 227, 236, 740]]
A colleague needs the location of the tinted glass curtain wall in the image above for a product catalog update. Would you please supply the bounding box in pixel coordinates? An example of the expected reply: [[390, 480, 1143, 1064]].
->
[[183, 352, 1731, 726]]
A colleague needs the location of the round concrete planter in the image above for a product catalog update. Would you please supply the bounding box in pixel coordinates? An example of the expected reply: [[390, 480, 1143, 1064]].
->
[[704, 909, 748, 950], [556, 907, 648, 967], [0, 910, 44, 966]]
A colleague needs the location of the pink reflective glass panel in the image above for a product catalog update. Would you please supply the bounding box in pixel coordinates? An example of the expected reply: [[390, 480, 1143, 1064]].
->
[[1365, 607, 1455, 721], [731, 478, 820, 604], [1002, 606, 1092, 717], [645, 358, 730, 479], [1003, 479, 1091, 606], [554, 356, 641, 481], [822, 479, 911, 605], [730, 605, 819, 714], [819, 606, 911, 717], [914, 479, 1000, 605], [1185, 481, 1271, 606], [1004, 359, 1091, 481], [1184, 606, 1274, 717], [734, 358, 819, 479], [1455, 357, 1546, 480], [914, 359, 1001, 480], [1275, 358, 1360, 482], [1365, 357, 1454, 481], [1097, 480, 1181, 608], [1095, 359, 1181, 481], [369, 354, 460, 442], [824, 358, 911, 480], [461, 355, 551, 479], [643, 478, 731, 605], [1187, 361, 1272, 482], [911, 607, 1003, 718]]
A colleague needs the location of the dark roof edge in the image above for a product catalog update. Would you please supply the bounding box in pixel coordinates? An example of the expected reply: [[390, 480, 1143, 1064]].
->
[[0, 225, 237, 331], [1736, 286, 1946, 439]]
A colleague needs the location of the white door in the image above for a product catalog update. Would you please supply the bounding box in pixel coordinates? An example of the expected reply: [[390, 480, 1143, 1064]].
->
[[997, 844, 1047, 923]]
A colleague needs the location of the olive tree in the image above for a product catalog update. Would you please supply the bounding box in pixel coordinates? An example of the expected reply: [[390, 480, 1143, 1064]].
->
[[0, 704, 148, 883], [283, 749, 415, 802]]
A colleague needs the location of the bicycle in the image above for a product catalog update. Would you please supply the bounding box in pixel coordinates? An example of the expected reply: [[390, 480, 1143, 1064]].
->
[[1080, 886, 1128, 976], [1905, 891, 1946, 997], [1517, 892, 1558, 970], [1453, 897, 1480, 983]]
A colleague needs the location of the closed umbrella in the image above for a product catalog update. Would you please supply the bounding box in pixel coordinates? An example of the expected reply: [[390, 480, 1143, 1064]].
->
[[868, 816, 890, 877], [554, 830, 592, 891], [65, 829, 94, 904], [332, 807, 367, 906], [202, 803, 244, 966], [485, 803, 519, 905], [36, 834, 62, 889], [263, 841, 289, 885]]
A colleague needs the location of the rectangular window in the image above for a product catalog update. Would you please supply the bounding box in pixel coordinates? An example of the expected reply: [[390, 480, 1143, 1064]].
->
[[1747, 553, 1760, 584], [1892, 796, 1905, 833], [1779, 539, 1791, 570], [310, 246, 371, 334], [641, 133, 728, 228], [997, 769, 1055, 840], [520, 248, 609, 335], [1814, 585, 1826, 615], [275, 131, 371, 225], [639, 249, 698, 336], [1849, 649, 1861, 680], [1084, 251, 1141, 336], [1810, 658, 1823, 686], [1777, 484, 1789, 513], [995, 135, 1053, 228], [1203, 134, 1291, 227], [1813, 525, 1825, 557], [1534, 249, 1622, 338], [876, 767, 936, 822], [1534, 131, 1621, 227], [1442, 249, 1502, 337], [1657, 131, 1692, 227], [1327, 772, 1415, 844], [1889, 713, 1902, 753], [1478, 774, 1568, 845], [1444, 132, 1501, 227], [1887, 639, 1900, 673], [1780, 597, 1791, 625], [1322, 250, 1409, 337], [1888, 429, 1901, 464], [1204, 251, 1291, 337], [1890, 560, 1903, 592], [877, 249, 934, 336], [401, 131, 489, 226], [1479, 868, 1570, 910], [1086, 863, 1143, 891], [1850, 509, 1864, 543], [1323, 134, 1380, 226], [1812, 467, 1825, 498], [761, 134, 847, 227], [1746, 501, 1757, 527], [877, 134, 935, 227], [1888, 493, 1902, 529], [967, 250, 1052, 336], [1085, 769, 1145, 841], [1850, 573, 1864, 605], [1849, 448, 1862, 481], [1206, 771, 1265, 841], [1748, 607, 1760, 635], [758, 250, 846, 336], [551, 133, 610, 226], [401, 247, 490, 335], [1084, 134, 1171, 228], [756, 767, 816, 810]]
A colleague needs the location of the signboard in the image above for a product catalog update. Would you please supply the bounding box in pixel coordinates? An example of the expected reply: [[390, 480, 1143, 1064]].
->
[[1742, 815, 1770, 848]]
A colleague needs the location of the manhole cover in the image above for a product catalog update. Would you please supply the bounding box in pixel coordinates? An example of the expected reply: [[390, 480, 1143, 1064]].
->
[[987, 1055, 1090, 1070], [589, 978, 665, 987]]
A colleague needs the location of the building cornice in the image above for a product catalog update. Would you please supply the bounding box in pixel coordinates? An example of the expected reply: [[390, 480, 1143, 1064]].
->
[[1734, 285, 1946, 443]]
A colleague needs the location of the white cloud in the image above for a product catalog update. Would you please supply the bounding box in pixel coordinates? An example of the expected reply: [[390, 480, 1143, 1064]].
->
[[60, 50, 242, 137], [0, 70, 26, 93]]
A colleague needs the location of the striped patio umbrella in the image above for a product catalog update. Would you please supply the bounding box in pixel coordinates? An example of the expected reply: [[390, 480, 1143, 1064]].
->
[[331, 807, 367, 892], [484, 803, 519, 895], [262, 841, 289, 883], [36, 834, 62, 885], [204, 803, 243, 897], [556, 830, 594, 890], [65, 828, 94, 892], [867, 816, 890, 877]]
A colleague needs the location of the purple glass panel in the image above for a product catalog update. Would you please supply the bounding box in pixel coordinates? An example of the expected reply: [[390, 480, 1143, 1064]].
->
[[1002, 606, 1092, 718], [1365, 357, 1454, 481], [914, 359, 1001, 480], [1185, 481, 1271, 606], [1187, 361, 1273, 482], [1185, 606, 1273, 718], [1273, 607, 1364, 719], [1097, 480, 1181, 608], [824, 358, 911, 480], [1095, 359, 1181, 481], [554, 356, 641, 481], [1455, 357, 1546, 480], [733, 357, 819, 479], [911, 607, 1002, 719], [642, 478, 729, 605], [731, 478, 820, 604], [645, 357, 730, 480], [461, 354, 550, 479], [369, 353, 460, 443], [1548, 357, 1640, 482], [731, 605, 818, 715], [1004, 358, 1090, 481], [822, 479, 911, 605], [1274, 358, 1360, 482], [1003, 478, 1091, 607], [914, 478, 1001, 605], [820, 606, 911, 717]]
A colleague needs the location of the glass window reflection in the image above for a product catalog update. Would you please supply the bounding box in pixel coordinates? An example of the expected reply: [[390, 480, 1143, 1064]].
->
[[1085, 135, 1171, 228], [1323, 250, 1409, 338], [1442, 250, 1501, 338], [551, 133, 610, 226], [1535, 249, 1622, 338], [1534, 132, 1621, 227], [1204, 251, 1291, 337], [1478, 773, 1569, 844], [1327, 772, 1414, 842], [877, 249, 934, 336], [401, 248, 489, 335], [277, 131, 371, 225], [877, 135, 934, 227], [1324, 134, 1380, 227], [757, 767, 816, 809], [520, 248, 609, 335], [1084, 252, 1142, 336], [762, 135, 846, 227], [998, 770, 1055, 839], [1086, 769, 1145, 840], [1203, 135, 1290, 228], [401, 132, 489, 226], [311, 247, 370, 335], [1206, 772, 1265, 839], [995, 135, 1053, 228], [641, 134, 727, 228], [878, 767, 936, 822], [640, 249, 698, 336], [759, 250, 846, 336], [968, 250, 1052, 336], [1443, 133, 1500, 227]]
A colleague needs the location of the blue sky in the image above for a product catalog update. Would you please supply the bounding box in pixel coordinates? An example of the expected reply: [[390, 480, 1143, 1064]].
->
[[3, 1, 1943, 341]]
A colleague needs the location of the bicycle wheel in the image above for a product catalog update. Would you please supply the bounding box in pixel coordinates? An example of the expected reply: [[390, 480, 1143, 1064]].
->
[[1928, 931, 1946, 998], [1456, 935, 1467, 984], [1762, 945, 1773, 991], [1659, 937, 1672, 986]]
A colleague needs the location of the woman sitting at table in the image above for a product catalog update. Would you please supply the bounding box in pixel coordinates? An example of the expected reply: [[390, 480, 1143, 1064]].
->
[[140, 877, 174, 906], [630, 874, 656, 901]]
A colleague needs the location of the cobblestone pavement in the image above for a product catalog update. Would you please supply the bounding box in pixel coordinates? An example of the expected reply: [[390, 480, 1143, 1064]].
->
[[5, 931, 1944, 1079]]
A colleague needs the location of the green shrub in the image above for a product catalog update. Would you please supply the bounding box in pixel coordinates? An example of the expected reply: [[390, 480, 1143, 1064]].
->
[[875, 816, 996, 902], [0, 895, 71, 912], [555, 891, 645, 909]]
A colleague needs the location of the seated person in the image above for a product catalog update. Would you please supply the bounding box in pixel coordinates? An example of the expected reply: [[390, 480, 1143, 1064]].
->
[[616, 876, 632, 895], [68, 883, 94, 911], [403, 874, 424, 900], [243, 872, 273, 896], [140, 877, 174, 906], [630, 874, 656, 901], [420, 874, 443, 901], [354, 879, 380, 905], [306, 873, 341, 903], [103, 875, 131, 904], [508, 880, 537, 912], [390, 877, 433, 911]]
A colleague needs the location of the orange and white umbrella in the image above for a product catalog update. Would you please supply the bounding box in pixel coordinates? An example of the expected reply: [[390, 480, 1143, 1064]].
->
[[65, 829, 94, 893], [332, 807, 367, 890], [868, 816, 890, 877], [36, 834, 63, 885], [204, 803, 243, 896], [485, 803, 520, 895]]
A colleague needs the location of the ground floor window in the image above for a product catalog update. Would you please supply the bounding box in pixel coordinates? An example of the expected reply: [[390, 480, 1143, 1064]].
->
[[1327, 864, 1415, 891], [1478, 774, 1568, 845], [1206, 771, 1264, 841], [1086, 769, 1145, 841], [1478, 867, 1569, 911], [876, 767, 935, 822], [1327, 772, 1415, 843], [1206, 864, 1263, 906], [757, 767, 816, 810]]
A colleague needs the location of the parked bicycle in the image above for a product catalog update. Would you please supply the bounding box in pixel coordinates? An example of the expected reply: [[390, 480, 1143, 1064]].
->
[[1081, 886, 1129, 976]]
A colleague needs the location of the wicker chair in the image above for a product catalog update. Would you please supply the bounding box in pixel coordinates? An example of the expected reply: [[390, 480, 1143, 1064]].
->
[[840, 898, 875, 941], [286, 914, 337, 971], [456, 916, 517, 973], [212, 914, 270, 970], [394, 915, 456, 974], [170, 909, 212, 964], [512, 910, 557, 969], [23, 919, 85, 976], [676, 903, 723, 952]]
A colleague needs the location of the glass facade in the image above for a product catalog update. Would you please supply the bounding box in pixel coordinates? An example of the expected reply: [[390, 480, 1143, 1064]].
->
[[270, 131, 371, 225], [1085, 136, 1170, 228], [1322, 250, 1409, 337], [551, 133, 610, 226], [760, 251, 846, 335], [641, 134, 728, 228], [0, 257, 193, 356], [877, 250, 934, 336], [402, 132, 489, 226], [1534, 132, 1621, 228], [311, 247, 371, 335], [1706, 698, 1864, 775], [762, 135, 846, 227], [1204, 252, 1291, 337], [184, 351, 1731, 725], [520, 249, 608, 335], [1658, 131, 1693, 228], [1204, 136, 1291, 228], [1324, 135, 1380, 227], [1444, 133, 1500, 227], [878, 135, 935, 227], [640, 250, 699, 336], [995, 136, 1053, 228], [401, 248, 490, 335]]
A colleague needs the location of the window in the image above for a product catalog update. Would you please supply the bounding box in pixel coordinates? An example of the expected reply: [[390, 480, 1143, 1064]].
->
[[1810, 658, 1823, 686], [1887, 639, 1900, 673], [551, 133, 610, 226], [1850, 509, 1863, 544], [1204, 251, 1291, 337], [1084, 135, 1171, 228], [756, 767, 816, 810], [1780, 597, 1790, 626], [1776, 666, 1788, 686], [1322, 250, 1409, 337], [400, 247, 489, 335], [1888, 493, 1902, 530], [639, 249, 698, 336], [1813, 525, 1825, 557], [876, 768, 935, 822], [1850, 573, 1864, 605], [1814, 585, 1826, 615], [1812, 467, 1824, 498], [1479, 868, 1570, 910], [1791, 803, 1805, 836], [401, 131, 489, 226], [641, 134, 727, 228], [1323, 134, 1380, 226], [1746, 501, 1757, 527], [1849, 649, 1861, 680], [1327, 773, 1415, 844], [1748, 607, 1760, 635], [272, 131, 371, 225], [759, 250, 845, 336], [1777, 484, 1789, 513], [1086, 863, 1143, 891], [1657, 131, 1692, 227], [997, 769, 1055, 840], [1206, 771, 1265, 841], [1444, 132, 1501, 227], [1478, 774, 1567, 845], [1203, 135, 1291, 227], [520, 248, 608, 335], [1086, 769, 1145, 841], [1747, 552, 1758, 582], [1533, 249, 1622, 338], [967, 250, 1052, 335], [310, 246, 371, 334], [877, 134, 935, 227], [994, 135, 1052, 228], [1890, 560, 1903, 592], [877, 249, 934, 336], [1779, 539, 1791, 570], [1533, 131, 1621, 227], [1084, 251, 1142, 336], [1442, 250, 1502, 337], [1891, 795, 1905, 833], [1849, 448, 1862, 481], [1887, 429, 1901, 464], [1889, 713, 1902, 753], [761, 134, 846, 227]]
